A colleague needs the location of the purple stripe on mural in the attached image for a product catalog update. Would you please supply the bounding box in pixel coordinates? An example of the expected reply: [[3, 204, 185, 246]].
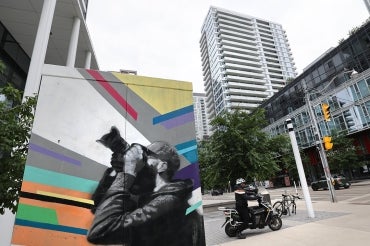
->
[[174, 163, 200, 190], [29, 143, 81, 166], [160, 112, 194, 129]]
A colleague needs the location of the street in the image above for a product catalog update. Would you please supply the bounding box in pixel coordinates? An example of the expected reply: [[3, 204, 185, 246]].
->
[[203, 180, 370, 245]]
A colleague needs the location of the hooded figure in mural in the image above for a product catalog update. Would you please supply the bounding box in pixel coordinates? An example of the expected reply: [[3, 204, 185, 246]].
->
[[87, 126, 205, 246]]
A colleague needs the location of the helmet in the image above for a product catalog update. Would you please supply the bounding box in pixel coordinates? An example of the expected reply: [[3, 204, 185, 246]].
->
[[236, 178, 246, 185]]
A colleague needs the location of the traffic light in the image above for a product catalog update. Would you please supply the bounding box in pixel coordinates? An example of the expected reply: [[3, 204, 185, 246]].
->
[[343, 110, 355, 131], [323, 136, 333, 150], [321, 103, 331, 121]]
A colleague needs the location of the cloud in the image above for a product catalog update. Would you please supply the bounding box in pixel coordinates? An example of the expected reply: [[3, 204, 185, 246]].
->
[[87, 0, 369, 93]]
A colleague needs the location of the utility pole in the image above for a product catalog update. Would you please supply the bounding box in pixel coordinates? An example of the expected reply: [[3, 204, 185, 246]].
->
[[305, 91, 337, 203]]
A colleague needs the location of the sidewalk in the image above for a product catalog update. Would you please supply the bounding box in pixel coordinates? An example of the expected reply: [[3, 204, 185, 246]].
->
[[203, 180, 370, 246]]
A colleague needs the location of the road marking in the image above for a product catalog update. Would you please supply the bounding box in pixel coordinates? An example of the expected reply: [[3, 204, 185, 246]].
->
[[342, 193, 370, 202]]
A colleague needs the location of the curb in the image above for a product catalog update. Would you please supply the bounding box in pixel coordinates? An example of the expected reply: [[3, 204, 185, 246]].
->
[[203, 201, 234, 212]]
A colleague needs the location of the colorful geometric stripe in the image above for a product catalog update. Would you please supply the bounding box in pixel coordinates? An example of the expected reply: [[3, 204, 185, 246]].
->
[[15, 219, 87, 235], [153, 105, 193, 124], [176, 140, 198, 164], [29, 143, 81, 166], [160, 112, 194, 129], [87, 69, 138, 120], [174, 163, 201, 190], [20, 192, 93, 209], [23, 166, 98, 194], [12, 226, 91, 246], [37, 191, 94, 205], [185, 200, 202, 215], [22, 181, 92, 200], [19, 197, 93, 229], [16, 204, 58, 225], [112, 72, 193, 114]]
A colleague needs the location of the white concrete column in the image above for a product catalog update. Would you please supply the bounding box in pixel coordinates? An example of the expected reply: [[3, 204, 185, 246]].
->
[[66, 16, 81, 67], [84, 51, 92, 69], [23, 0, 56, 100]]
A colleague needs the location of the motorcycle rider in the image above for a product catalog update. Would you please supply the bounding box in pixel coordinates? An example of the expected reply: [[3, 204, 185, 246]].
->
[[234, 178, 259, 239]]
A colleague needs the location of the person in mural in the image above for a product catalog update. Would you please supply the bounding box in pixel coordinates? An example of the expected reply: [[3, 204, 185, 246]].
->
[[87, 127, 204, 246]]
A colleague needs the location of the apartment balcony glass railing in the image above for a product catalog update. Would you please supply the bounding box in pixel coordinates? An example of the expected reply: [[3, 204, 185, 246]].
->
[[227, 87, 269, 95], [227, 81, 267, 90], [226, 69, 264, 78], [223, 51, 260, 62], [226, 75, 266, 84]]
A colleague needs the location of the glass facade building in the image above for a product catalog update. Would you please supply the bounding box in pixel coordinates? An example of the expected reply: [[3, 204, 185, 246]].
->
[[200, 7, 297, 125], [261, 19, 370, 177], [0, 21, 30, 91]]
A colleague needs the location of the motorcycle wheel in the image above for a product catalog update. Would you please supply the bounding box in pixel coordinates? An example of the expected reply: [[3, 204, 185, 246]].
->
[[225, 223, 238, 237], [268, 216, 282, 231], [272, 201, 283, 217]]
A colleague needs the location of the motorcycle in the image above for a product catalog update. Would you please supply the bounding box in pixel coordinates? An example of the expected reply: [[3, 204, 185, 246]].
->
[[218, 195, 282, 237]]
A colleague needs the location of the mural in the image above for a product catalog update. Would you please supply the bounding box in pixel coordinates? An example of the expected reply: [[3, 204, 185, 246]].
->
[[11, 65, 205, 246]]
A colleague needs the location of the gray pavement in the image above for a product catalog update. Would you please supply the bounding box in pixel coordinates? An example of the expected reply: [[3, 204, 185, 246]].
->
[[202, 180, 370, 246]]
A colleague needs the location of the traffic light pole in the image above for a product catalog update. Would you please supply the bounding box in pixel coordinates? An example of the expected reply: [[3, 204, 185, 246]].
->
[[305, 92, 337, 203]]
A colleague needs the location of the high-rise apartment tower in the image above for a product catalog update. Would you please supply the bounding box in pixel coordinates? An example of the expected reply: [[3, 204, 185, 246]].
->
[[200, 7, 297, 122], [364, 0, 370, 14], [193, 93, 210, 141]]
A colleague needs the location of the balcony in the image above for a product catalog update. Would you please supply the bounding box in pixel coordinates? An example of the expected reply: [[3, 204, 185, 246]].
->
[[227, 95, 265, 103], [227, 81, 266, 89], [227, 86, 269, 95], [223, 51, 260, 62], [228, 101, 261, 109], [220, 34, 258, 49], [223, 56, 262, 67], [226, 75, 266, 84], [226, 68, 264, 79], [222, 44, 259, 57], [221, 39, 258, 50], [225, 62, 262, 70]]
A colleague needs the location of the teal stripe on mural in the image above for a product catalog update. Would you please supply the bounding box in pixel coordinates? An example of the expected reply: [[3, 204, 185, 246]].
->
[[177, 145, 197, 155], [152, 105, 194, 124], [185, 200, 202, 215], [182, 150, 198, 164], [176, 140, 198, 164], [15, 219, 87, 235], [176, 139, 197, 150], [24, 165, 98, 194]]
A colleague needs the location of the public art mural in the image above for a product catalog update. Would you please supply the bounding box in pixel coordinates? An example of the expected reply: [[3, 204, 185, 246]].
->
[[11, 65, 205, 246]]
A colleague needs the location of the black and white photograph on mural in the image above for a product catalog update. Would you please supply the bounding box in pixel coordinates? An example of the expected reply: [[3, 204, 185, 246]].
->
[[87, 126, 205, 246]]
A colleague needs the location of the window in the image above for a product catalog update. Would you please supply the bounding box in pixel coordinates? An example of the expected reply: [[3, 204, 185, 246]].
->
[[357, 79, 370, 98]]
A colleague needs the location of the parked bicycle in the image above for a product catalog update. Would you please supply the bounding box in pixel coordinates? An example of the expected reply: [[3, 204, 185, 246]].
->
[[272, 194, 301, 217]]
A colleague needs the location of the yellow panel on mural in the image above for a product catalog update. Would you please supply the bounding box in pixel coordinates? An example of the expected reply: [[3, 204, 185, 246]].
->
[[113, 73, 193, 114]]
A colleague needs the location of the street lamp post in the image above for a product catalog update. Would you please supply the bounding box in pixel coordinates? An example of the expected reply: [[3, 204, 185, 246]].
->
[[303, 69, 357, 203]]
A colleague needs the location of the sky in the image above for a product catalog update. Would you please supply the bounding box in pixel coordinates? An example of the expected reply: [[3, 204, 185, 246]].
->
[[86, 0, 369, 93]]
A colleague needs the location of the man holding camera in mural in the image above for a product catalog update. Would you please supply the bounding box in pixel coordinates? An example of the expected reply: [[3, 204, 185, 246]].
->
[[87, 127, 204, 246]]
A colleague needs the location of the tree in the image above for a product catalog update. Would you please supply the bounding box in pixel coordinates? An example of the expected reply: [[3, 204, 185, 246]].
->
[[267, 134, 299, 179], [198, 109, 286, 190], [326, 131, 361, 180], [0, 84, 37, 214]]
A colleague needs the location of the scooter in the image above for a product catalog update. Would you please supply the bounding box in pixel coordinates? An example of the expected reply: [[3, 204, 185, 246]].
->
[[218, 195, 282, 237]]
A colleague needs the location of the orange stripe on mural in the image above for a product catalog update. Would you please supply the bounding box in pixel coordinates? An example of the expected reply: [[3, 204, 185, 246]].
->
[[21, 180, 92, 199], [12, 225, 93, 246], [19, 197, 94, 229]]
